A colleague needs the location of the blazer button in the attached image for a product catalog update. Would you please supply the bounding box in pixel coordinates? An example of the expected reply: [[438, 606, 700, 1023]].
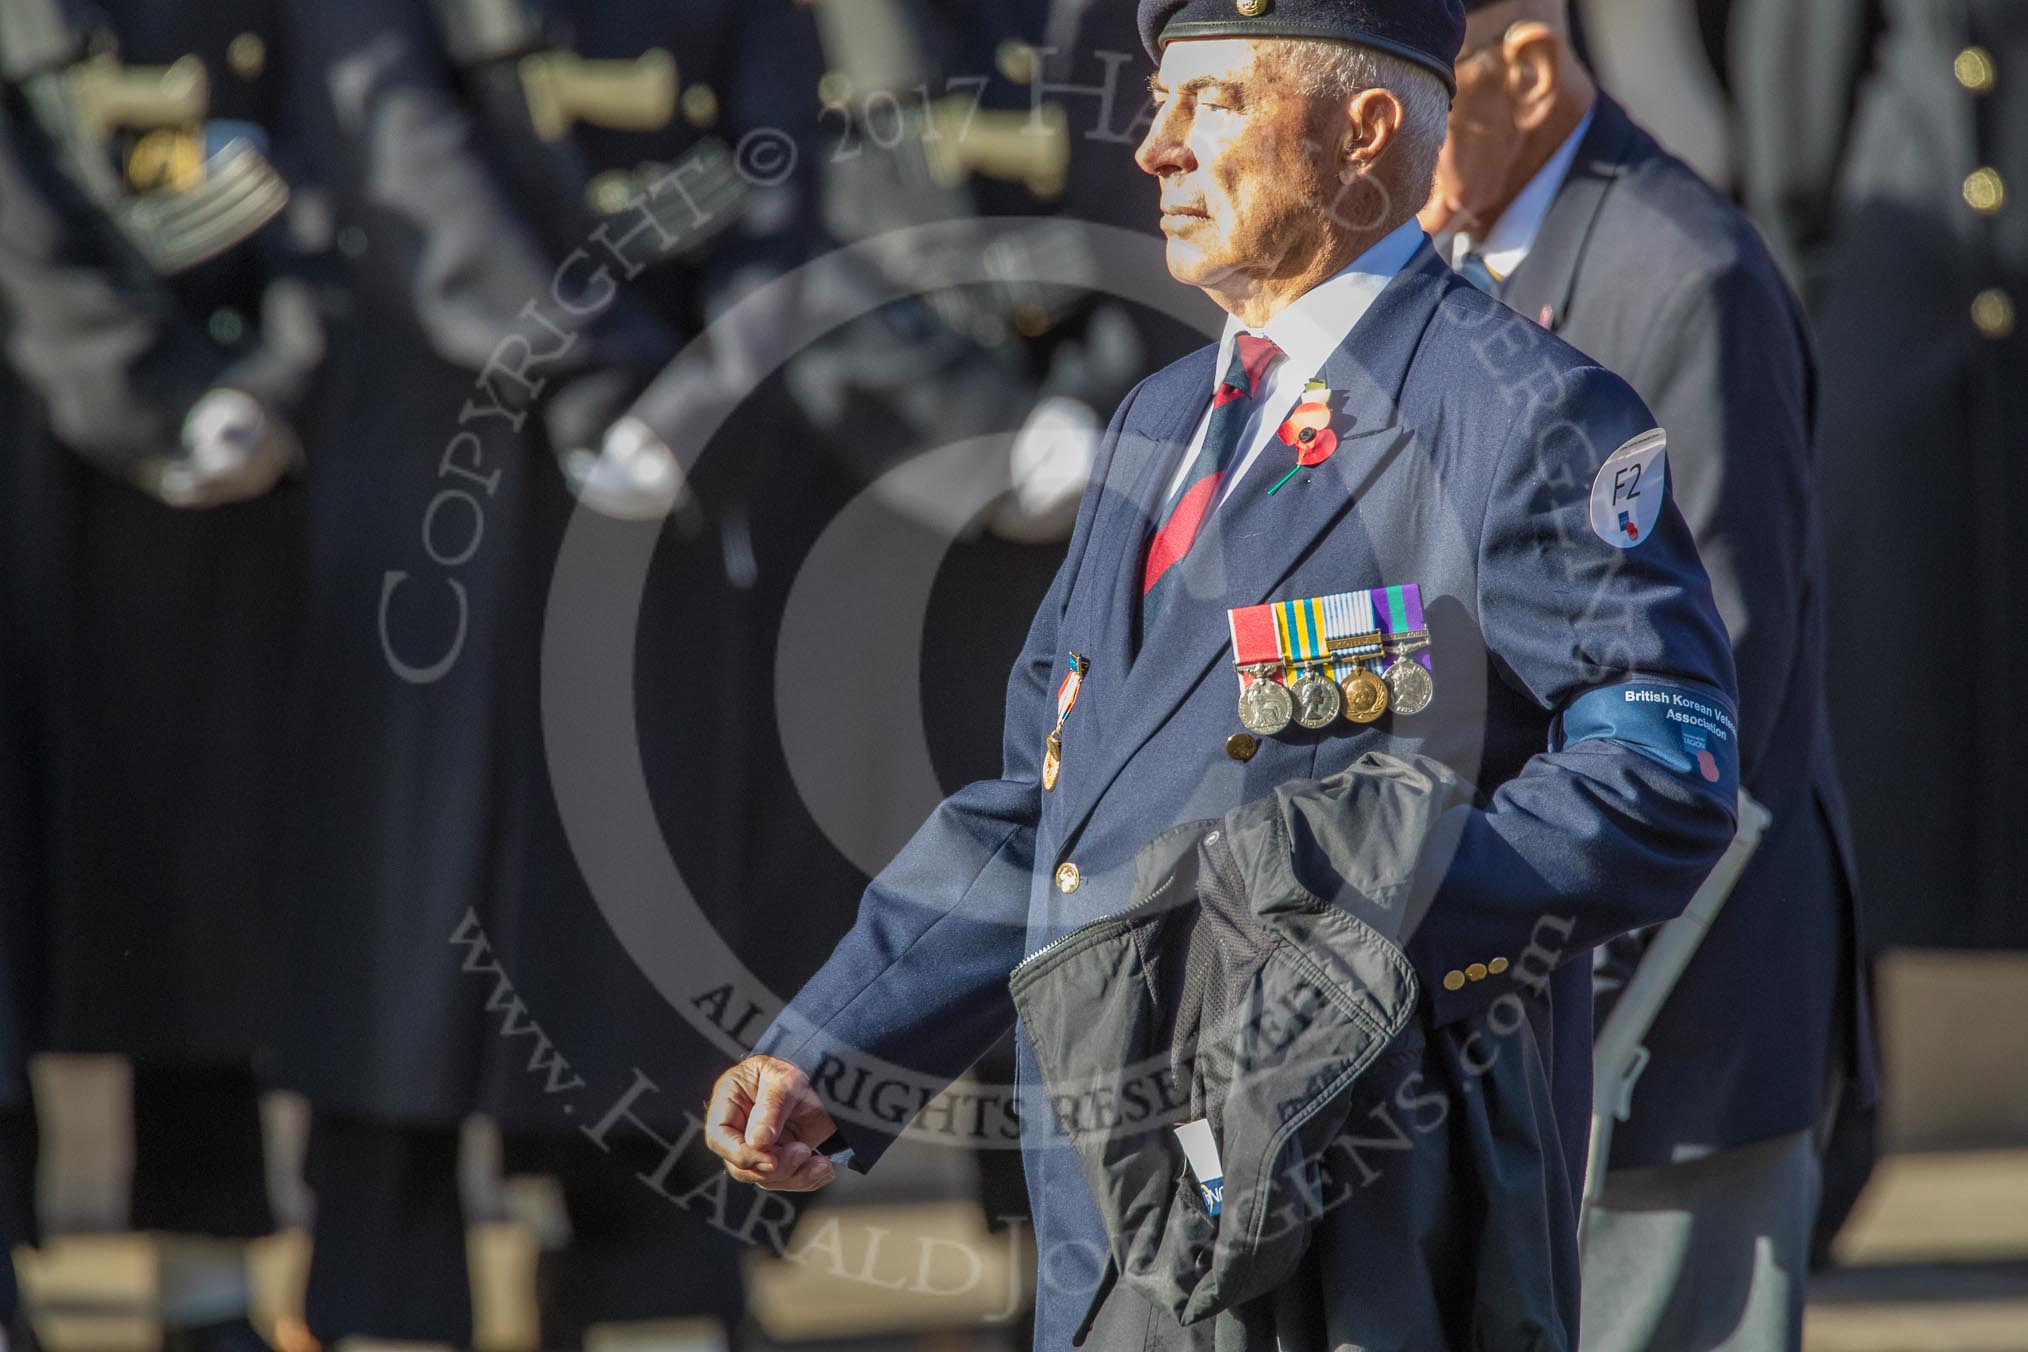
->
[[1442, 970, 1466, 992], [1973, 288, 2016, 340], [1963, 167, 2006, 215], [1488, 956, 1511, 975], [1955, 46, 1996, 94], [1225, 732, 1260, 761], [1466, 962, 1489, 982], [1055, 862, 1082, 894]]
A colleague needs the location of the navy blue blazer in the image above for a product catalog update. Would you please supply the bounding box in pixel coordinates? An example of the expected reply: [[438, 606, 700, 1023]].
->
[[759, 241, 1740, 1349], [1502, 94, 1873, 1166]]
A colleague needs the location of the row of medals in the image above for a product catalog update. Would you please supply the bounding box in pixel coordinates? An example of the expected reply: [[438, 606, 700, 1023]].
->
[[1236, 631, 1433, 736]]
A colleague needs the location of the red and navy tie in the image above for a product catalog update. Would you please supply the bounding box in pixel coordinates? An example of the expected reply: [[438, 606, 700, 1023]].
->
[[1138, 333, 1283, 642]]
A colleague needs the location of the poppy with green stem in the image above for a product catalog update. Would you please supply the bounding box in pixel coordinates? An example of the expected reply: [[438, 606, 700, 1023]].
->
[[1268, 388, 1337, 493]]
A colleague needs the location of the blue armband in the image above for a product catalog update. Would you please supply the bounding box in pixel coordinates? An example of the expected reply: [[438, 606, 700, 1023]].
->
[[1554, 680, 1740, 799]]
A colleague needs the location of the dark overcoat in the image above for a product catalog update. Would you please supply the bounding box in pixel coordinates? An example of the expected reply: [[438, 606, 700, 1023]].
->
[[273, 0, 673, 1122], [0, 3, 316, 1067]]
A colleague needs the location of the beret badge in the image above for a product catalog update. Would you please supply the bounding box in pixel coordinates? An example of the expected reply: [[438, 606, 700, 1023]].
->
[[1236, 0, 1269, 13]]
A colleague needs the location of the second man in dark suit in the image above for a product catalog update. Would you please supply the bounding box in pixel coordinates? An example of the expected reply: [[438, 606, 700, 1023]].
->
[[1423, 2, 1871, 1348]]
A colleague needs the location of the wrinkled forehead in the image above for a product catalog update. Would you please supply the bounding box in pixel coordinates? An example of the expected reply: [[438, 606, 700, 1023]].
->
[[1152, 35, 1276, 87]]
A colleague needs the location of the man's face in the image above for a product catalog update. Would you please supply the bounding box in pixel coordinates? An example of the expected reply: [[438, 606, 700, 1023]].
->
[[1135, 39, 1340, 294], [1423, 35, 1524, 236]]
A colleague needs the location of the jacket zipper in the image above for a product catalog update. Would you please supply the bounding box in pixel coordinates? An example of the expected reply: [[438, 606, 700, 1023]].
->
[[1008, 836, 1207, 980]]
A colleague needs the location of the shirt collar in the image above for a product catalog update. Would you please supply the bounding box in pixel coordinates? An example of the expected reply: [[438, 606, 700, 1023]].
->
[[1216, 216, 1425, 387], [1453, 98, 1596, 284]]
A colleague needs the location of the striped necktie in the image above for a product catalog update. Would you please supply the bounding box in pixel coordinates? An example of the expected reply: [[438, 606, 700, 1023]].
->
[[1138, 333, 1282, 642]]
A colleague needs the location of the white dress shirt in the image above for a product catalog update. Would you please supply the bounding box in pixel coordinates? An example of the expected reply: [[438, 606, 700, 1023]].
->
[[1162, 216, 1424, 511], [1445, 101, 1596, 284]]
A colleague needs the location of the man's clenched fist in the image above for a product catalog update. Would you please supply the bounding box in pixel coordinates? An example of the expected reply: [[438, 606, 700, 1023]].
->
[[704, 1055, 841, 1192]]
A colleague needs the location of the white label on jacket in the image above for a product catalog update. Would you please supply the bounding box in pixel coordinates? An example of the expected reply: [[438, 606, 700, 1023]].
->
[[1589, 428, 1668, 549], [1174, 1118, 1224, 1217]]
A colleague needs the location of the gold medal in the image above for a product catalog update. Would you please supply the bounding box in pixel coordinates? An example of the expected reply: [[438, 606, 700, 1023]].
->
[[1291, 671, 1343, 729], [1340, 667, 1390, 724], [1042, 730, 1063, 792], [1384, 658, 1434, 716], [1238, 676, 1295, 736]]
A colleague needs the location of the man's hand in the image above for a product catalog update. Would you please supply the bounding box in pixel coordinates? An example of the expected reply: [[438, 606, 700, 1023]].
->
[[705, 1055, 840, 1191]]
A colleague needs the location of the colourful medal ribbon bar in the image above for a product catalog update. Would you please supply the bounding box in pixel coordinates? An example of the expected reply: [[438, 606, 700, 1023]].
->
[[1272, 590, 1386, 684]]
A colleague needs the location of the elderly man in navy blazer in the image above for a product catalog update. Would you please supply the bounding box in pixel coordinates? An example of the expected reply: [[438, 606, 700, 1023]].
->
[[1422, 3, 1871, 1348], [708, 0, 1741, 1346]]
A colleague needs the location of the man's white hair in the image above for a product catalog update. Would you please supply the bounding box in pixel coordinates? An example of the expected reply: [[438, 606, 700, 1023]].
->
[[1268, 40, 1450, 211]]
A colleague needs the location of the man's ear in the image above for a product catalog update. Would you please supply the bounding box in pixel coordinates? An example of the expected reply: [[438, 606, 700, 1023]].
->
[[1342, 86, 1404, 177], [1502, 22, 1563, 131]]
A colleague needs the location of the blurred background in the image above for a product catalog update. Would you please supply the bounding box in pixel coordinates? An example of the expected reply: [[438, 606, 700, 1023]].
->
[[0, 0, 2021, 1350]]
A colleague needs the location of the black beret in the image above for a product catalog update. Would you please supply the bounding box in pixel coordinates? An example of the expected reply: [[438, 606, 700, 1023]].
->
[[1138, 0, 1467, 93]]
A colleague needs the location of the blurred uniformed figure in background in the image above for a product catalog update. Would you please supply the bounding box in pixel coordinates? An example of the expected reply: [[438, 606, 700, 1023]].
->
[[277, 0, 852, 1345], [1425, 2, 1871, 1347], [1727, 0, 2027, 1262], [1733, 0, 2027, 955], [271, 0, 691, 1345], [449, 0, 833, 1346], [0, 0, 330, 1346]]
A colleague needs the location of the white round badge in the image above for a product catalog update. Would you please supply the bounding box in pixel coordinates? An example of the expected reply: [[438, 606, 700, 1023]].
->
[[1589, 428, 1668, 549]]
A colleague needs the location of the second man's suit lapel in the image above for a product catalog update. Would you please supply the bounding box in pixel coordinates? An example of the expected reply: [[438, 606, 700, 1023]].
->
[[1052, 246, 1452, 847], [1502, 95, 1636, 333]]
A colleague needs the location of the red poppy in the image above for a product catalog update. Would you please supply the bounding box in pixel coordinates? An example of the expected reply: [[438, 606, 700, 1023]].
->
[[1277, 401, 1331, 443], [1277, 401, 1338, 465]]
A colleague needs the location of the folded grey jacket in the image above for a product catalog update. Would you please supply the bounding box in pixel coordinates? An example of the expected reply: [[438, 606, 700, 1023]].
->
[[1009, 752, 1575, 1351]]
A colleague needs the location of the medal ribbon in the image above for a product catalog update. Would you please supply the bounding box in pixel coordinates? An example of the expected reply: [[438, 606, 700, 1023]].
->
[[1056, 676, 1081, 724], [1227, 603, 1281, 691], [1377, 584, 1431, 675]]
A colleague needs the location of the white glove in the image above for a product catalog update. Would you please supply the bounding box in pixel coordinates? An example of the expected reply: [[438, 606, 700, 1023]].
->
[[151, 387, 297, 508], [561, 415, 686, 521], [988, 395, 1099, 543]]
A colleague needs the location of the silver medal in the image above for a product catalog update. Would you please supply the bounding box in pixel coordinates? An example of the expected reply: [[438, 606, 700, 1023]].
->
[[1238, 677, 1295, 736], [1291, 671, 1343, 729], [1383, 658, 1434, 716]]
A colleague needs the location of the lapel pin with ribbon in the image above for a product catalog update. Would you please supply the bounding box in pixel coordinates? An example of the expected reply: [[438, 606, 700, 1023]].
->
[[1268, 380, 1339, 494], [1042, 651, 1087, 792]]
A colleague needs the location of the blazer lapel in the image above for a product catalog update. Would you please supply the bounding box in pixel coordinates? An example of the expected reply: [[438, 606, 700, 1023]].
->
[[1052, 244, 1452, 846], [1077, 347, 1217, 681], [1502, 94, 1636, 333]]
